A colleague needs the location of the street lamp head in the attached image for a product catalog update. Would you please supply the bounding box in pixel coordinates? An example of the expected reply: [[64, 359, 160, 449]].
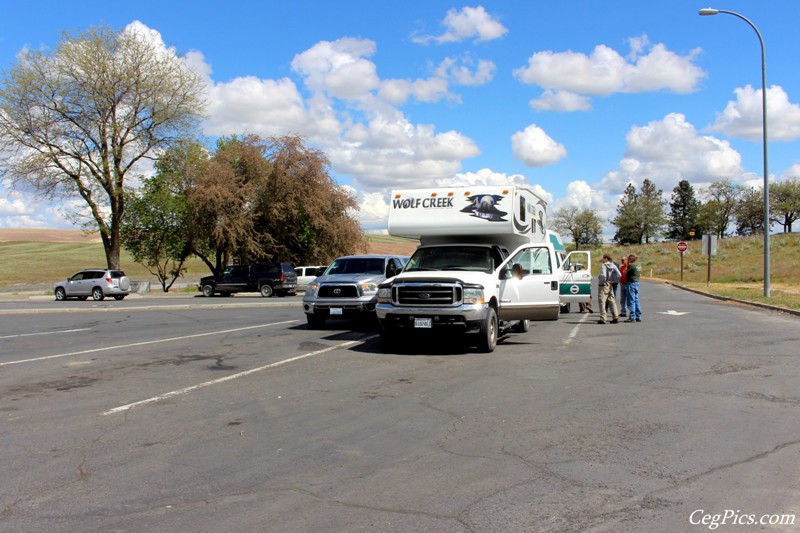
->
[[699, 8, 719, 15]]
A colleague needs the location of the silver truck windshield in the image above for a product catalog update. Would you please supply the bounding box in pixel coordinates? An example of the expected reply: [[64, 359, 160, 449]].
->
[[405, 247, 493, 273], [327, 258, 385, 275]]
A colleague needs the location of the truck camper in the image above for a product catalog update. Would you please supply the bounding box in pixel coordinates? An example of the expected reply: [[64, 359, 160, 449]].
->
[[375, 185, 591, 352]]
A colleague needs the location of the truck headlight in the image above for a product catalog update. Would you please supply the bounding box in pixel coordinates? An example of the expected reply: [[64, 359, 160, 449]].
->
[[360, 282, 378, 295], [308, 282, 320, 294], [377, 287, 392, 303], [463, 287, 485, 304]]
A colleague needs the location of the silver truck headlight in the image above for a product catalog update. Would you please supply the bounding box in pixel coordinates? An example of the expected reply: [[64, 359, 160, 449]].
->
[[377, 287, 392, 303], [463, 287, 485, 304], [360, 282, 378, 294]]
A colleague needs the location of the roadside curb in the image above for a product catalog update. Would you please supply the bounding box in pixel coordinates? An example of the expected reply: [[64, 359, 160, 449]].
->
[[665, 281, 800, 318]]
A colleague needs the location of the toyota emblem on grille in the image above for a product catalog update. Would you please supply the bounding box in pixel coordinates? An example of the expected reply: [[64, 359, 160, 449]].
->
[[333, 288, 342, 294], [419, 293, 430, 299]]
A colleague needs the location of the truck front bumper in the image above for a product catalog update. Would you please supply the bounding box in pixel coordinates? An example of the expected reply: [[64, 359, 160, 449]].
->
[[375, 303, 490, 334], [304, 298, 377, 317]]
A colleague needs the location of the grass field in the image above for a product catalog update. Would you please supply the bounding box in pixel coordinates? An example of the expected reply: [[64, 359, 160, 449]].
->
[[1, 230, 798, 311]]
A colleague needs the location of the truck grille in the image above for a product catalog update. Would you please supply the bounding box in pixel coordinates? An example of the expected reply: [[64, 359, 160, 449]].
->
[[318, 284, 359, 298], [395, 283, 462, 306]]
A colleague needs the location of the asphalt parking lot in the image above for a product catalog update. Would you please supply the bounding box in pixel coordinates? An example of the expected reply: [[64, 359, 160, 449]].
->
[[1, 281, 798, 532]]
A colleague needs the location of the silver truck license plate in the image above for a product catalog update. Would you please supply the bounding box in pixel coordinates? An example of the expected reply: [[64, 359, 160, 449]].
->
[[414, 318, 432, 328]]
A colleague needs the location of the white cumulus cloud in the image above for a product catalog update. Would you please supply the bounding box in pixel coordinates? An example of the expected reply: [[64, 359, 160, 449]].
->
[[413, 6, 508, 45], [514, 35, 705, 110], [600, 113, 744, 194], [529, 90, 592, 112], [511, 125, 567, 167], [706, 85, 800, 141]]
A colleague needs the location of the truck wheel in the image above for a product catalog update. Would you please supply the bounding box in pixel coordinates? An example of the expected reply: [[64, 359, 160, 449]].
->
[[202, 284, 215, 297], [477, 307, 497, 353], [513, 319, 529, 333], [260, 284, 274, 297], [307, 314, 325, 329]]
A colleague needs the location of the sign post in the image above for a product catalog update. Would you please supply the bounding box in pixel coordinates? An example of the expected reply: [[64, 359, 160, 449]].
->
[[702, 234, 718, 287], [677, 241, 688, 281]]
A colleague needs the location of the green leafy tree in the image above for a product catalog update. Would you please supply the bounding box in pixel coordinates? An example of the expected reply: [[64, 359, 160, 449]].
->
[[770, 178, 800, 233], [611, 184, 642, 244], [552, 205, 602, 249], [122, 176, 191, 292], [734, 186, 765, 236], [0, 23, 206, 269], [611, 180, 666, 244], [121, 140, 208, 290], [667, 180, 701, 240], [188, 135, 265, 273], [638, 179, 667, 243], [700, 179, 744, 238]]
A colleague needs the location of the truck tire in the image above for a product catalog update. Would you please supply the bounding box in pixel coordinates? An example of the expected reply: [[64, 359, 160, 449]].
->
[[202, 284, 215, 297], [513, 319, 529, 333], [477, 307, 497, 353], [307, 314, 325, 329], [260, 284, 274, 297]]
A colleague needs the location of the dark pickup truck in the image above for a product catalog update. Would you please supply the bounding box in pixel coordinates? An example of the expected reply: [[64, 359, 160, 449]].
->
[[198, 262, 298, 297]]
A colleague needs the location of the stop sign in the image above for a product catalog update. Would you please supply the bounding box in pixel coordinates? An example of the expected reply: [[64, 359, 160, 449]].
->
[[677, 241, 688, 253]]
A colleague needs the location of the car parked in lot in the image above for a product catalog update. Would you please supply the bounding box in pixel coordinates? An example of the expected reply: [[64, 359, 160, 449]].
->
[[302, 254, 408, 328], [54, 269, 131, 301], [198, 262, 297, 297], [294, 265, 327, 291]]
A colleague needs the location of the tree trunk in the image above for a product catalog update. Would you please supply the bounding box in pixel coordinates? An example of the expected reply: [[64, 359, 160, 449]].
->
[[103, 218, 122, 270]]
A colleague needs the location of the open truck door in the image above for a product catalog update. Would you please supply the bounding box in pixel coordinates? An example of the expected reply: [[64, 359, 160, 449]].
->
[[497, 244, 561, 322], [559, 250, 592, 311]]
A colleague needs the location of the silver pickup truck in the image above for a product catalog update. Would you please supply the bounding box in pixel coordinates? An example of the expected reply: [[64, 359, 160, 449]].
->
[[302, 254, 408, 328]]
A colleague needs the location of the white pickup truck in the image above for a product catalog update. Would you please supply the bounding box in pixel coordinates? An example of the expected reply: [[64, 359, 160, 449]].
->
[[375, 186, 591, 352]]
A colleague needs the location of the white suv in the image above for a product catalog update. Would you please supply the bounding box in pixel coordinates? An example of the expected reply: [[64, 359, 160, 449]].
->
[[54, 269, 131, 301]]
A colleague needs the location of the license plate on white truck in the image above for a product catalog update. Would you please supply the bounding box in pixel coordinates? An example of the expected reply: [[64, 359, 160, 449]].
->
[[414, 318, 432, 328], [330, 308, 343, 315]]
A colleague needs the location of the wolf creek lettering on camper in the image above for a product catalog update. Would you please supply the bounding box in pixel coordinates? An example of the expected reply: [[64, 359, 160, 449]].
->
[[392, 197, 455, 209]]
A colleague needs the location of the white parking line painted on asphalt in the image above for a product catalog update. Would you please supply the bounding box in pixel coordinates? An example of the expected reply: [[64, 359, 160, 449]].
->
[[0, 328, 90, 339], [564, 312, 590, 344], [103, 339, 363, 415], [1, 320, 298, 366]]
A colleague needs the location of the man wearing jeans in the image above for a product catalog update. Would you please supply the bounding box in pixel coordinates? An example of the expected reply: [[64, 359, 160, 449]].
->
[[618, 255, 628, 317], [597, 254, 621, 324], [625, 254, 642, 322]]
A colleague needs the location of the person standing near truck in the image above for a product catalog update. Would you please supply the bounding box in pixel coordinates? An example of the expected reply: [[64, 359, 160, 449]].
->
[[618, 255, 628, 317], [597, 254, 621, 324], [625, 254, 642, 322]]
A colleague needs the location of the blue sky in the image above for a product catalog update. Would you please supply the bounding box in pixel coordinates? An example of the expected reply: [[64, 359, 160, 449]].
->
[[1, 0, 799, 235]]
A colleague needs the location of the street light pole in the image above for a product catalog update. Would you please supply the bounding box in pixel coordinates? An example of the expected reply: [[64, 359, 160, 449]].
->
[[699, 7, 770, 297]]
